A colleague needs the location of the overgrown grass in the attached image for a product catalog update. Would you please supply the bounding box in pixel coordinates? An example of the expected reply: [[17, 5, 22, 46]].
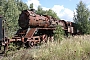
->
[[2, 35, 90, 60]]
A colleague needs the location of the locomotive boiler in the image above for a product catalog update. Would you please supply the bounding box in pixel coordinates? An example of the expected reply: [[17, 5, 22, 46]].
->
[[18, 9, 58, 29]]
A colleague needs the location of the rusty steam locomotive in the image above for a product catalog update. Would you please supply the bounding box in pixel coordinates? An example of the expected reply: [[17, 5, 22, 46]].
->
[[0, 9, 78, 52]]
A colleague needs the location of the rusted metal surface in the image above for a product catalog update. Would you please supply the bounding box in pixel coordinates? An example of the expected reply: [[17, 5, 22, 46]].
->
[[68, 26, 71, 32], [25, 28, 37, 38], [67, 21, 78, 35], [58, 20, 68, 30], [37, 28, 56, 30], [27, 36, 40, 45], [18, 10, 59, 29]]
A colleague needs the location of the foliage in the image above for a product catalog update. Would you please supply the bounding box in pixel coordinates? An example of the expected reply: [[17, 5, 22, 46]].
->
[[36, 6, 60, 20], [8, 43, 19, 51], [4, 0, 20, 37], [36, 6, 46, 15], [29, 3, 34, 9], [4, 42, 25, 57], [16, 0, 28, 11], [0, 0, 7, 16], [45, 9, 60, 20], [54, 25, 64, 42], [73, 1, 90, 34], [0, 0, 28, 38]]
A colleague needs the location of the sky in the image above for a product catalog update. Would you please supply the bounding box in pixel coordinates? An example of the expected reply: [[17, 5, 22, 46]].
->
[[22, 0, 90, 22]]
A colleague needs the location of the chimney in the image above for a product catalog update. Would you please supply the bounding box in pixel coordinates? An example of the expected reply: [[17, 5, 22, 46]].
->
[[30, 9, 36, 13]]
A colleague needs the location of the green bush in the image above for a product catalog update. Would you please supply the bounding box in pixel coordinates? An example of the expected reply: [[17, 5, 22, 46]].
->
[[54, 25, 64, 42]]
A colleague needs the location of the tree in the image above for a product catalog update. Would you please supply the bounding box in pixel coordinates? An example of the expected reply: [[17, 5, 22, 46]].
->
[[73, 1, 90, 34], [0, 0, 7, 16], [16, 0, 28, 11], [29, 3, 33, 9], [36, 6, 60, 20], [0, 0, 29, 37], [54, 25, 64, 43], [3, 0, 20, 37], [0, 6, 4, 15], [45, 9, 60, 20], [36, 6, 46, 15]]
